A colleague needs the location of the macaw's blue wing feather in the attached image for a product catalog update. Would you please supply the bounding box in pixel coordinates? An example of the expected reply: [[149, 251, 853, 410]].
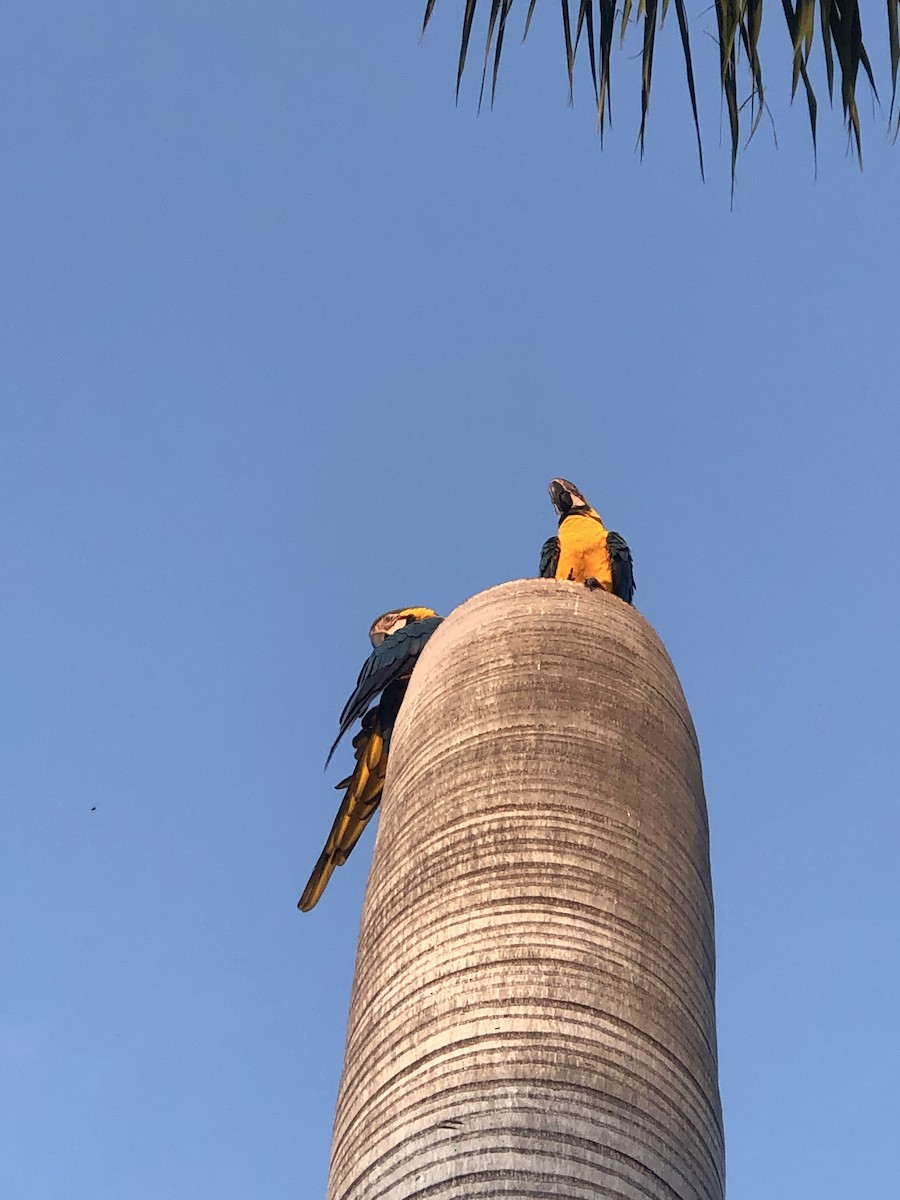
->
[[325, 616, 443, 766], [539, 535, 560, 579], [301, 615, 443, 911], [607, 531, 636, 604]]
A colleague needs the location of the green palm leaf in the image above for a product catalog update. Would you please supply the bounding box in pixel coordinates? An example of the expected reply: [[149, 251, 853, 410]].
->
[[421, 1, 895, 181], [890, 0, 900, 131]]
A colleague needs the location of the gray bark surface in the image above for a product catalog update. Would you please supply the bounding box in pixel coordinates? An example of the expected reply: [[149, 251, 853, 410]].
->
[[325, 579, 724, 1200]]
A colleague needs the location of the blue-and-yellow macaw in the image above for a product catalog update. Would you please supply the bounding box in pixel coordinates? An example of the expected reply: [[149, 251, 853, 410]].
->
[[298, 606, 442, 911], [539, 478, 635, 603]]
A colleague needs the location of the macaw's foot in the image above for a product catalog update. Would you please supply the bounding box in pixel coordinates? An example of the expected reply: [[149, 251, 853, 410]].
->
[[584, 577, 603, 591]]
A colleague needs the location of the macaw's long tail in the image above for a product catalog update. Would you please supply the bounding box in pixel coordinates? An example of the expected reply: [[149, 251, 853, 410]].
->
[[298, 708, 388, 911]]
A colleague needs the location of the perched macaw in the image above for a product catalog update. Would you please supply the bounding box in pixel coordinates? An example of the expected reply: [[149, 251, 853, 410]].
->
[[539, 478, 635, 603], [298, 607, 442, 912]]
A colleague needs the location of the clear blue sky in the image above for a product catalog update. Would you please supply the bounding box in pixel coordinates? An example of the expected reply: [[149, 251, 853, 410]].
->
[[2, 5, 898, 1198]]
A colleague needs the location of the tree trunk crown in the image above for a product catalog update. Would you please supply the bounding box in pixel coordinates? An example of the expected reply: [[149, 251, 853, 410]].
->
[[326, 579, 724, 1200]]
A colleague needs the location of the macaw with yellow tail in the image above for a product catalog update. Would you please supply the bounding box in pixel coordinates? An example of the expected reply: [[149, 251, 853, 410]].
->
[[539, 478, 635, 603], [298, 606, 442, 911]]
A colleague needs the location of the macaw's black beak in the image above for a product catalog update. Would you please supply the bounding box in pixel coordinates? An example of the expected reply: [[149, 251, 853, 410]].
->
[[549, 479, 573, 515], [370, 631, 386, 647]]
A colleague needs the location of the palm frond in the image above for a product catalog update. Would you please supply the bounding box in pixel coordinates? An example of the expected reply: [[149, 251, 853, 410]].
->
[[637, 0, 660, 161], [560, 0, 576, 105], [714, 2, 740, 186], [889, 0, 899, 133], [454, 0, 478, 100], [478, 1, 515, 109], [524, 0, 539, 40], [780, 0, 818, 168], [574, 1, 599, 110], [421, 1, 894, 179], [818, 0, 835, 100], [673, 0, 704, 179], [597, 1, 615, 139]]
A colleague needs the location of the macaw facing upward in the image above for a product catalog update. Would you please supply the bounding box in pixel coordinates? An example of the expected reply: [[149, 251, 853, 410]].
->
[[539, 478, 636, 604], [298, 606, 442, 912]]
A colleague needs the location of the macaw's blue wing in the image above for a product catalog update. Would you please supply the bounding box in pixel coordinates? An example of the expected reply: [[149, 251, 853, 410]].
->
[[607, 531, 636, 604], [325, 615, 443, 767], [539, 535, 560, 579]]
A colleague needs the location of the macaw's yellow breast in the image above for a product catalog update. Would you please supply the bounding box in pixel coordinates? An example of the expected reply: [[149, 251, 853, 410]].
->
[[557, 514, 613, 590]]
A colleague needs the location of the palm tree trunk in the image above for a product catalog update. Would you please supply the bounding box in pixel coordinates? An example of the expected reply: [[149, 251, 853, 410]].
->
[[325, 579, 724, 1200]]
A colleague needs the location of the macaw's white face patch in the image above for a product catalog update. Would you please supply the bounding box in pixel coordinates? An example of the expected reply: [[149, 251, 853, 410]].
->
[[369, 610, 409, 646], [371, 607, 438, 644]]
